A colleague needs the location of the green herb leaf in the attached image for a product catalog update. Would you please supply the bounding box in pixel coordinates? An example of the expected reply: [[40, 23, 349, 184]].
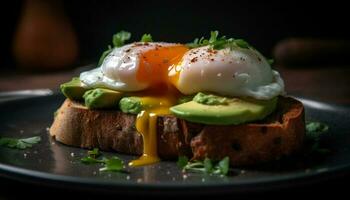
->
[[81, 149, 126, 172], [306, 121, 329, 135], [98, 45, 113, 66], [305, 121, 330, 154], [88, 148, 100, 158], [204, 158, 213, 173], [177, 156, 189, 168], [80, 156, 104, 164], [140, 34, 153, 42], [112, 30, 131, 47], [186, 31, 252, 51], [0, 136, 41, 150], [216, 156, 229, 175], [178, 156, 230, 176], [234, 39, 250, 49], [99, 156, 124, 172]]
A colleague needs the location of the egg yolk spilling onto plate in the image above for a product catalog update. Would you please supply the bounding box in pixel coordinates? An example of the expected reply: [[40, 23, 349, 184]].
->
[[129, 45, 188, 167]]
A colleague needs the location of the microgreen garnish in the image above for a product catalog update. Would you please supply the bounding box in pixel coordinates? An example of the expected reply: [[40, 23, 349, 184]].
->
[[0, 136, 41, 150], [187, 30, 251, 51], [80, 148, 126, 172], [140, 34, 153, 42], [98, 30, 131, 66], [112, 30, 131, 47], [177, 156, 230, 176]]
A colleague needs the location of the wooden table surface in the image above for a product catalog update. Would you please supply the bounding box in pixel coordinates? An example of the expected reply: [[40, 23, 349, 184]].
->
[[1, 65, 349, 105]]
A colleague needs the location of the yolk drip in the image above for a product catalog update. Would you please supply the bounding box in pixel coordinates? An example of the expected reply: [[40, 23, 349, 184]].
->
[[128, 89, 179, 167], [129, 45, 188, 167]]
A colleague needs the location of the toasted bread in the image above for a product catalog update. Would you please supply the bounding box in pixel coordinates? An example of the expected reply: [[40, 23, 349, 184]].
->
[[50, 96, 305, 166]]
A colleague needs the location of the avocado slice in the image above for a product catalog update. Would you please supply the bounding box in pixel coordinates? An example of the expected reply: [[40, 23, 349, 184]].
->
[[60, 77, 88, 101], [170, 97, 277, 125], [119, 97, 143, 114], [83, 88, 123, 109]]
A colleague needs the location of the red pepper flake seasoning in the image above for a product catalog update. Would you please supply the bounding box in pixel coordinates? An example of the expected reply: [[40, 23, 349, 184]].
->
[[191, 57, 198, 63]]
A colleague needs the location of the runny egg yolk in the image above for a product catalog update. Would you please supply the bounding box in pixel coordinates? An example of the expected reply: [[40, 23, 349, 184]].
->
[[129, 45, 188, 167]]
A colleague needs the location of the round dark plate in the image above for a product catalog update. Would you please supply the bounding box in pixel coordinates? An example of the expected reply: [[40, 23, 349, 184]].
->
[[0, 94, 350, 194]]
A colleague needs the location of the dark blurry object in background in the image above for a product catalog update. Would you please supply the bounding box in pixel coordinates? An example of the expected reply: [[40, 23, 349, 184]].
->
[[13, 0, 78, 71], [273, 38, 350, 67]]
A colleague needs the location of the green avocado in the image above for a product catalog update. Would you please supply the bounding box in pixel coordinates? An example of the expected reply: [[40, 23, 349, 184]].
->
[[170, 96, 277, 125], [83, 88, 123, 109], [60, 77, 88, 101], [119, 97, 142, 114], [193, 92, 228, 105]]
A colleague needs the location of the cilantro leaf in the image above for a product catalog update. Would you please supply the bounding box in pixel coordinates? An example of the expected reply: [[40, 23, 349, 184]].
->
[[234, 39, 250, 49], [112, 30, 131, 47], [203, 158, 213, 173], [306, 121, 329, 135], [81, 149, 126, 173], [216, 156, 229, 175], [179, 156, 230, 176], [305, 121, 330, 154], [99, 156, 124, 172], [177, 156, 189, 168], [140, 34, 153, 42], [0, 136, 41, 150], [88, 148, 100, 158], [80, 156, 104, 164]]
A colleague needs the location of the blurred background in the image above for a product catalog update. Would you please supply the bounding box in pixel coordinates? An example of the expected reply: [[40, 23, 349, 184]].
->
[[1, 0, 350, 103]]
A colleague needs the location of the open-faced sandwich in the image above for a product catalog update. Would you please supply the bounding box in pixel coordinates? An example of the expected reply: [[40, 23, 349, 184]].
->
[[50, 31, 305, 167]]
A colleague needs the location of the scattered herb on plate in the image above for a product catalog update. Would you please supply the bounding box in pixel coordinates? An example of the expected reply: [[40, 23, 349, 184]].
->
[[305, 121, 330, 154], [80, 148, 126, 172], [0, 136, 41, 150], [177, 156, 230, 176]]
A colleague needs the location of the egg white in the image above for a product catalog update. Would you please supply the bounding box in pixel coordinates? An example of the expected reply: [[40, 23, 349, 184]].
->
[[169, 46, 284, 100], [80, 42, 177, 91]]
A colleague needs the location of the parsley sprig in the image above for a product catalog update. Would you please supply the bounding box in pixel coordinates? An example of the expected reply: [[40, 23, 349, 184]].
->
[[177, 156, 230, 176], [187, 30, 251, 51], [81, 148, 126, 172], [0, 136, 41, 150]]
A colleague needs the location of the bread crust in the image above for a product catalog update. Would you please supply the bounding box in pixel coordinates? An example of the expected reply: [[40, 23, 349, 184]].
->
[[50, 96, 305, 166]]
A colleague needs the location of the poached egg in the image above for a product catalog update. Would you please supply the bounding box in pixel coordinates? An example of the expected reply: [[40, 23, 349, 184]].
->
[[80, 42, 285, 166]]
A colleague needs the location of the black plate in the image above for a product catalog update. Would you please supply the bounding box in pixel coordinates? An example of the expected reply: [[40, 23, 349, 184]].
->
[[0, 94, 350, 195]]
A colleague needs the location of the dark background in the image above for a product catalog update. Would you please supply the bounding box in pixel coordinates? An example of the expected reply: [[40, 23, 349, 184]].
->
[[1, 0, 350, 69]]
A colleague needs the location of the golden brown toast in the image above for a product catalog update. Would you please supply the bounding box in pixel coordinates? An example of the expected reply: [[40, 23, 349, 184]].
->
[[50, 96, 305, 166]]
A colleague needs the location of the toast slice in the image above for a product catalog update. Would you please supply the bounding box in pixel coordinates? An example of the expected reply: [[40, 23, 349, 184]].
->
[[50, 96, 305, 166]]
